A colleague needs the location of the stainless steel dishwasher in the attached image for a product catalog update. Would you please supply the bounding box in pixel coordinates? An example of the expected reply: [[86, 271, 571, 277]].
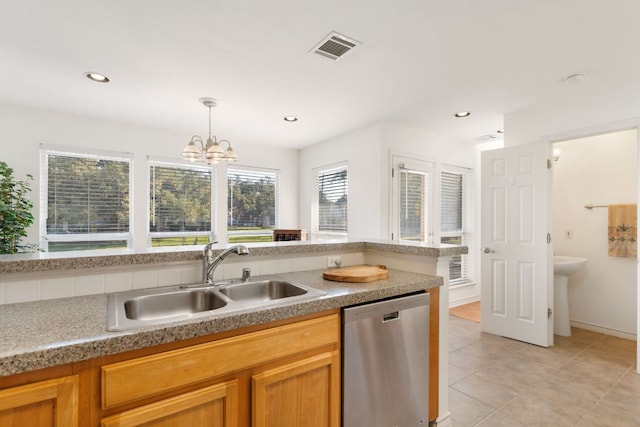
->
[[343, 292, 429, 427]]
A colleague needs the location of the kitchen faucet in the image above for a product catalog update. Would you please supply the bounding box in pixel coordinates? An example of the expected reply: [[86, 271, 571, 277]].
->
[[202, 243, 250, 284]]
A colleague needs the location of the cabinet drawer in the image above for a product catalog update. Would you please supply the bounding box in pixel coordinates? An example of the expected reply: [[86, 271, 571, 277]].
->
[[102, 314, 339, 409]]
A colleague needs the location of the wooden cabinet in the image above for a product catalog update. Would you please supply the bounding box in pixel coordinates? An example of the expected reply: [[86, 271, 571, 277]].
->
[[252, 351, 340, 427], [0, 375, 79, 426], [100, 380, 238, 427], [98, 312, 340, 427]]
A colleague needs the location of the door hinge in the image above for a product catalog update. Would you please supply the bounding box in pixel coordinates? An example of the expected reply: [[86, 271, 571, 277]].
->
[[392, 167, 395, 178], [547, 232, 551, 244], [548, 308, 552, 319], [547, 159, 552, 169]]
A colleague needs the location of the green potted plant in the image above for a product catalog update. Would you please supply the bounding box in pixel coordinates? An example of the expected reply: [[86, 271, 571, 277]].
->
[[0, 161, 35, 254]]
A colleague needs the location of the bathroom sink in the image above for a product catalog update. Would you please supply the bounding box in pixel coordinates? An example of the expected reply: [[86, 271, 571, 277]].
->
[[219, 280, 308, 302], [124, 289, 227, 321], [553, 256, 588, 276], [107, 277, 325, 331]]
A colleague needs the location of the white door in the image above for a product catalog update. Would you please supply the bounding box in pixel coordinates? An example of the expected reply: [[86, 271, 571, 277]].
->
[[481, 142, 554, 347]]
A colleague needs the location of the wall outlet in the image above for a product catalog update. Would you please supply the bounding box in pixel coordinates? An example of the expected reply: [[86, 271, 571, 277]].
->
[[327, 256, 342, 268], [565, 230, 574, 239]]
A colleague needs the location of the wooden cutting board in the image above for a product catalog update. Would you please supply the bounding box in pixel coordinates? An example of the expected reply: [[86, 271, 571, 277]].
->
[[323, 265, 389, 283]]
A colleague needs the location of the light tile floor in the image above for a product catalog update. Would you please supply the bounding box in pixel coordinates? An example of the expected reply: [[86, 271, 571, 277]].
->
[[448, 315, 639, 426]]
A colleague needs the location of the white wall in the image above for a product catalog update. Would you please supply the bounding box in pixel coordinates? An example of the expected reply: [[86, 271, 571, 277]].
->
[[298, 123, 384, 240], [0, 103, 299, 249], [552, 129, 637, 337]]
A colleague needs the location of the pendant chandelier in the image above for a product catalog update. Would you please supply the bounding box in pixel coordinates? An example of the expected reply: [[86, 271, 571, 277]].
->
[[181, 97, 239, 165]]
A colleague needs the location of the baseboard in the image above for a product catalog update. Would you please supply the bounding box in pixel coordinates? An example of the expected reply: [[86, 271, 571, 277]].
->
[[570, 319, 637, 341], [434, 411, 452, 427], [449, 295, 480, 308]]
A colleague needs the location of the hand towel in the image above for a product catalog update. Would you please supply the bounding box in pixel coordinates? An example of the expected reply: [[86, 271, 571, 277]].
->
[[608, 204, 637, 257]]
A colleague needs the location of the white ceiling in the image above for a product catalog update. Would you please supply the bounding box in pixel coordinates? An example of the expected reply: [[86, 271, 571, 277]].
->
[[2, 0, 640, 149]]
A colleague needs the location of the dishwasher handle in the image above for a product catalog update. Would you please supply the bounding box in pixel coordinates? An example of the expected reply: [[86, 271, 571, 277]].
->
[[382, 311, 399, 322], [343, 292, 429, 324]]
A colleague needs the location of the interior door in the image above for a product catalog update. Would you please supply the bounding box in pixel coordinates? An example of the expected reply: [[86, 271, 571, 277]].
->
[[481, 142, 553, 347]]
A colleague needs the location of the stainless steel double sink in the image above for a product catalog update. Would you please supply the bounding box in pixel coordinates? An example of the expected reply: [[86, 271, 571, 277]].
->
[[107, 278, 325, 331]]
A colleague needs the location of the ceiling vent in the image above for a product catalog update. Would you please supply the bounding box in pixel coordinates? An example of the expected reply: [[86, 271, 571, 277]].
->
[[311, 32, 361, 60]]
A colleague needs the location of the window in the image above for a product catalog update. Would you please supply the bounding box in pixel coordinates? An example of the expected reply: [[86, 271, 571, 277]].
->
[[399, 168, 431, 241], [41, 148, 132, 252], [315, 164, 348, 235], [149, 161, 213, 247], [392, 156, 473, 285], [440, 167, 472, 284], [392, 157, 434, 243], [227, 167, 277, 243]]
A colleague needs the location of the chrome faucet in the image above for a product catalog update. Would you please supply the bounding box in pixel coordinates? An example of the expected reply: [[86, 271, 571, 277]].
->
[[202, 244, 250, 284]]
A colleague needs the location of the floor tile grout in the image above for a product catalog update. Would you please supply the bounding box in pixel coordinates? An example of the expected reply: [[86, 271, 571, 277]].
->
[[447, 312, 637, 426]]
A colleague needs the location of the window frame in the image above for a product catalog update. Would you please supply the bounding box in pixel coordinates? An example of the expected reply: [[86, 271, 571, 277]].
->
[[391, 155, 435, 243], [147, 158, 216, 248], [439, 164, 473, 286], [312, 162, 348, 239], [226, 165, 279, 243], [39, 145, 134, 252]]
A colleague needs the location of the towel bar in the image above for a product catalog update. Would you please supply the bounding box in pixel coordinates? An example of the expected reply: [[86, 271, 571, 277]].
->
[[584, 204, 608, 209]]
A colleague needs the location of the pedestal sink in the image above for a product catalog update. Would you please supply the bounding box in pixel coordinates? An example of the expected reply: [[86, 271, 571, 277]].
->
[[553, 256, 588, 336]]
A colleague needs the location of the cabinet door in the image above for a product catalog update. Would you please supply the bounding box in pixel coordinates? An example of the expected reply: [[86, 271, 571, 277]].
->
[[252, 351, 339, 427], [0, 375, 78, 427], [101, 380, 238, 427]]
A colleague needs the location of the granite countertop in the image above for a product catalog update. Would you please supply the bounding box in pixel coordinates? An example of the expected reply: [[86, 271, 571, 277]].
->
[[0, 240, 468, 274], [0, 268, 442, 377]]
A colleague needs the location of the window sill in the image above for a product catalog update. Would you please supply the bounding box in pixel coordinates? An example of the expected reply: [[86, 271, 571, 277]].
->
[[449, 279, 476, 289]]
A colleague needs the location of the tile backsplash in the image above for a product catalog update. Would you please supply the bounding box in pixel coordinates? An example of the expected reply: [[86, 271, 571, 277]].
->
[[0, 252, 366, 305]]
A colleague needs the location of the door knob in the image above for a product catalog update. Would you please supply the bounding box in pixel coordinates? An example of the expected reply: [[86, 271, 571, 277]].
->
[[483, 247, 495, 253]]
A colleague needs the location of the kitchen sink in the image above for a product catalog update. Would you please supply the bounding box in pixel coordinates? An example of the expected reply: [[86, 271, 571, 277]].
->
[[124, 289, 227, 320], [219, 280, 308, 302], [107, 277, 325, 331]]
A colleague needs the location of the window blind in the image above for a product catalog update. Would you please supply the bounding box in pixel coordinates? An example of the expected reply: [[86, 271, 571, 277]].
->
[[227, 168, 277, 234], [317, 165, 348, 233], [441, 171, 463, 233], [399, 168, 429, 241], [440, 169, 470, 283], [47, 155, 130, 235], [149, 164, 212, 233]]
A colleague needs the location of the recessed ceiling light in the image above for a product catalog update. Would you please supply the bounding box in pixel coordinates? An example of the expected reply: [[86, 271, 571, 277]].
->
[[284, 116, 298, 122], [497, 128, 504, 134], [84, 72, 110, 83], [454, 111, 471, 118]]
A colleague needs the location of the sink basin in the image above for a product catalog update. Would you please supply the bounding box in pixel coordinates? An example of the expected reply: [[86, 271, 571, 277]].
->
[[553, 256, 588, 275], [124, 289, 227, 320], [219, 280, 308, 302], [107, 277, 325, 331]]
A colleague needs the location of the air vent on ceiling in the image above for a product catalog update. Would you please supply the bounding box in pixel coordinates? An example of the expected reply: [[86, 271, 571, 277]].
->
[[311, 32, 361, 60]]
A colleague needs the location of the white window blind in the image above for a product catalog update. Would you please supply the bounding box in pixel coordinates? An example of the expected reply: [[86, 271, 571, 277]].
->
[[43, 151, 131, 251], [227, 167, 277, 242], [149, 162, 213, 247], [441, 169, 471, 284], [317, 165, 348, 233], [399, 168, 430, 241]]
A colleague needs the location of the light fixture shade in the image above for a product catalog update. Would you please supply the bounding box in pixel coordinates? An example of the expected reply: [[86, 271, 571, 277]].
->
[[224, 145, 239, 162], [182, 140, 202, 161], [181, 98, 238, 164], [205, 140, 225, 160]]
